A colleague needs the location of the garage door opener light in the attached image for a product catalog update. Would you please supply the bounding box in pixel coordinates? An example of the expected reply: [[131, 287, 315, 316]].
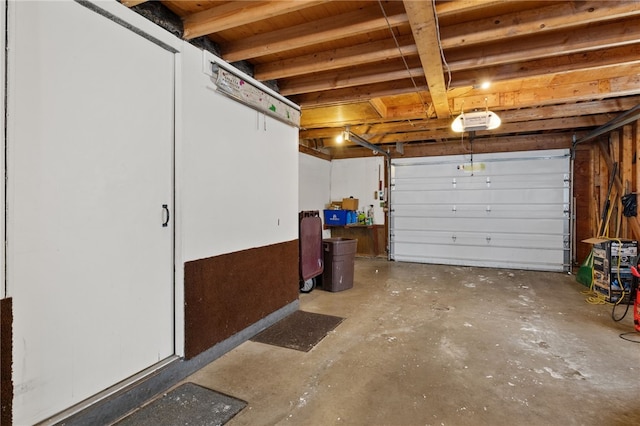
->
[[451, 109, 501, 133]]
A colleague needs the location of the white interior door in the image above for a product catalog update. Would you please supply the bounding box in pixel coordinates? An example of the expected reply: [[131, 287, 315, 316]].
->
[[7, 2, 174, 424], [390, 150, 570, 271]]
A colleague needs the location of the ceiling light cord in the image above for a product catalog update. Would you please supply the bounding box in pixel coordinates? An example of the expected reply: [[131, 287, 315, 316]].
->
[[378, 0, 430, 119], [432, 0, 452, 94]]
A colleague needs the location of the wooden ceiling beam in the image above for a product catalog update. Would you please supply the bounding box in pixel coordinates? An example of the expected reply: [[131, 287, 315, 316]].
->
[[300, 96, 640, 134], [298, 67, 639, 123], [288, 43, 638, 104], [316, 115, 611, 146], [440, 1, 640, 50], [404, 0, 450, 119], [452, 73, 640, 112], [450, 45, 640, 89], [121, 0, 148, 7], [369, 98, 388, 118], [222, 4, 407, 62], [387, 96, 640, 126], [258, 9, 638, 82], [329, 133, 576, 159], [256, 1, 639, 84], [435, 0, 512, 17], [293, 80, 429, 109], [293, 45, 640, 111], [279, 61, 423, 95], [377, 115, 611, 144], [183, 0, 328, 40], [254, 34, 416, 81], [272, 16, 639, 102], [446, 16, 640, 71], [294, 59, 639, 110]]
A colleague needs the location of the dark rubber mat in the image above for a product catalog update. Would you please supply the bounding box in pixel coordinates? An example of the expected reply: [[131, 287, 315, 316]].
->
[[250, 310, 344, 352], [115, 382, 246, 426]]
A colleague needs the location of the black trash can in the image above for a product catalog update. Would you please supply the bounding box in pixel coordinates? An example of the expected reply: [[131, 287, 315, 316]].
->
[[321, 238, 358, 292]]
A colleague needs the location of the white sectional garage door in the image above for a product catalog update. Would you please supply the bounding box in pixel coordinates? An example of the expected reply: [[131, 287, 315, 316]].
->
[[390, 149, 570, 271]]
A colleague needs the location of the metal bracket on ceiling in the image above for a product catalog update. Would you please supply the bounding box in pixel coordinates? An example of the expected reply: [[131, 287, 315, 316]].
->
[[344, 129, 390, 158]]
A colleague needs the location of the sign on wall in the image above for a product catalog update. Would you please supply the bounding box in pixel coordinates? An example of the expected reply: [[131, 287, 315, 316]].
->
[[213, 64, 300, 127]]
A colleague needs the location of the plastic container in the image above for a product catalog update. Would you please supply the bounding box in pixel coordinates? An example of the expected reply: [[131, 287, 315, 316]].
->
[[323, 209, 348, 226], [321, 238, 358, 292]]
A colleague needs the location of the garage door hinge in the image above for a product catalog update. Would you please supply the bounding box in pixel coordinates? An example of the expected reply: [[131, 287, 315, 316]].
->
[[564, 174, 570, 187], [563, 204, 570, 217]]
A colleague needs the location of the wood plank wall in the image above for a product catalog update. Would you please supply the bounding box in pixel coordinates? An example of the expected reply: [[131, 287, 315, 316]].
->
[[574, 120, 640, 264]]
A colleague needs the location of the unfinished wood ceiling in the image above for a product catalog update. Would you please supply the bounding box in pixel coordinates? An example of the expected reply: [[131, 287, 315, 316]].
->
[[124, 0, 640, 159]]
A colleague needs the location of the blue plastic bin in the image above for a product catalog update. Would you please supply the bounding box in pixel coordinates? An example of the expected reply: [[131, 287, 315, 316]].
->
[[324, 209, 348, 226]]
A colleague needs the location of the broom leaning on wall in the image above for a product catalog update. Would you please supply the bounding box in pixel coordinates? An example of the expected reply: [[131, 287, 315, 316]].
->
[[576, 163, 618, 287]]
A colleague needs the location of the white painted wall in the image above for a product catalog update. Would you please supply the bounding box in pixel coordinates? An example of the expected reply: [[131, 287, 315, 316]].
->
[[330, 157, 386, 225], [180, 45, 299, 262], [6, 2, 180, 423], [299, 153, 331, 211], [299, 152, 332, 237], [3, 0, 300, 422]]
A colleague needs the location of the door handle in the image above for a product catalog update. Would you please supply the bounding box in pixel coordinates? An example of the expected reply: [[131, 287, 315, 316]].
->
[[162, 204, 170, 227]]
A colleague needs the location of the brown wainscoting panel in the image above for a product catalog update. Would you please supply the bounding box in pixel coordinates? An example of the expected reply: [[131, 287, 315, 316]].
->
[[1, 297, 13, 426], [184, 240, 299, 359]]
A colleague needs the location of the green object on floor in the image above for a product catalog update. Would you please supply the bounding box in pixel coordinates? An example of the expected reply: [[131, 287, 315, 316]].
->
[[576, 250, 594, 287]]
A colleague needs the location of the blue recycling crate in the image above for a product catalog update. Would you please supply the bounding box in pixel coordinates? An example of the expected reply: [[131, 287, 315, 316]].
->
[[324, 209, 348, 226]]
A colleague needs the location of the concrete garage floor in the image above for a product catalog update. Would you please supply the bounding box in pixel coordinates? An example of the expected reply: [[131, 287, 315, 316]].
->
[[183, 258, 639, 426]]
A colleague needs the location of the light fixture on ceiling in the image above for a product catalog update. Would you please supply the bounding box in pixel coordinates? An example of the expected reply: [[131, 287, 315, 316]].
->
[[451, 103, 501, 133], [336, 126, 351, 144], [472, 81, 491, 90]]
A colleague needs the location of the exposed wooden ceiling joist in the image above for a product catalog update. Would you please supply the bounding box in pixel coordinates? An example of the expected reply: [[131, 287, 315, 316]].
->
[[254, 34, 417, 81], [221, 4, 408, 62], [128, 0, 640, 159], [183, 0, 329, 40], [439, 0, 640, 50], [404, 0, 450, 119]]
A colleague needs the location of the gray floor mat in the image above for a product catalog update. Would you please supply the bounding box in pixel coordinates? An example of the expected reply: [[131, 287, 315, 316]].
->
[[114, 382, 246, 426], [250, 310, 344, 352]]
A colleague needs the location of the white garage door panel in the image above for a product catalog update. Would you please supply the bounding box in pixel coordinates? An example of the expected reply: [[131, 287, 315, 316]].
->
[[396, 171, 566, 192], [393, 229, 564, 250], [394, 216, 564, 234], [391, 150, 570, 271], [394, 244, 564, 269], [393, 184, 567, 205], [395, 203, 566, 219], [395, 204, 566, 220]]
